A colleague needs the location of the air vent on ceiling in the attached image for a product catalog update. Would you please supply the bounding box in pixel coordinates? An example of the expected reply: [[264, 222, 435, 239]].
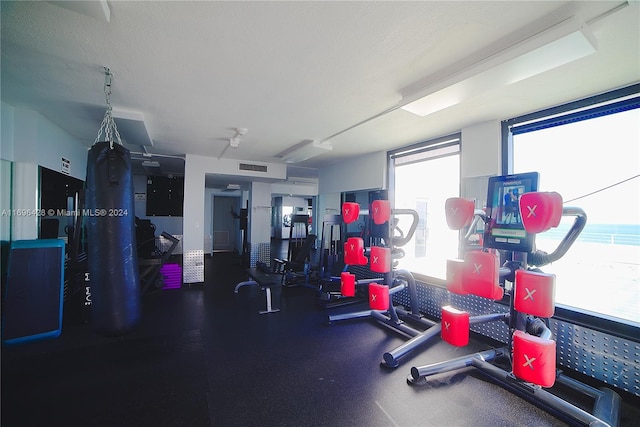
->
[[238, 163, 268, 173], [141, 160, 160, 168]]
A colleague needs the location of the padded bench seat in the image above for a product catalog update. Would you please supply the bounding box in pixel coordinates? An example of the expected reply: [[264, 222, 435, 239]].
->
[[245, 268, 278, 288], [234, 266, 281, 314]]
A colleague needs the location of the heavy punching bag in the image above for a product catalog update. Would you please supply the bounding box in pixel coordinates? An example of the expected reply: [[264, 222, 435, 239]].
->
[[85, 141, 141, 336]]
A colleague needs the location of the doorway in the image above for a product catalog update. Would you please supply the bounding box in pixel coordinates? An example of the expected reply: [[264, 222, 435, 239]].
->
[[213, 196, 241, 253]]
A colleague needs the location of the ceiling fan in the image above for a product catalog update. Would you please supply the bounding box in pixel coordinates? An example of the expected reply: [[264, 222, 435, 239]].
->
[[219, 127, 248, 159]]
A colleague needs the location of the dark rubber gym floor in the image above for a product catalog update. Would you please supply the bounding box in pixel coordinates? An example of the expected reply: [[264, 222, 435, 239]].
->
[[2, 251, 639, 427]]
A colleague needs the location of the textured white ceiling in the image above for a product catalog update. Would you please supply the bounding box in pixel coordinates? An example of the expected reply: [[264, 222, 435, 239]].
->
[[1, 1, 638, 180]]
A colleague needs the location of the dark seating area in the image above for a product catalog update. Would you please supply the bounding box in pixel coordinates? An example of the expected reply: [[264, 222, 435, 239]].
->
[[2, 252, 639, 427]]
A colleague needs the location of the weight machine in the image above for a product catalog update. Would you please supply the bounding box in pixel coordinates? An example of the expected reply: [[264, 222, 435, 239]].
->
[[328, 200, 439, 346], [275, 214, 317, 287], [405, 173, 621, 427]]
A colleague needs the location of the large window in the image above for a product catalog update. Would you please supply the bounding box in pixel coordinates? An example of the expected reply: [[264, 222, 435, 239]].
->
[[504, 85, 640, 326], [389, 134, 460, 281]]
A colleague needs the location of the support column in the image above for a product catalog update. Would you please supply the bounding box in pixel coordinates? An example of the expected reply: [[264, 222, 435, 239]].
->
[[182, 156, 205, 284], [11, 162, 39, 240], [249, 181, 272, 267]]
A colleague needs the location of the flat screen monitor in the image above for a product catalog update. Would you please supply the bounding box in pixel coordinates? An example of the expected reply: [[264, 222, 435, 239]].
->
[[483, 172, 539, 253]]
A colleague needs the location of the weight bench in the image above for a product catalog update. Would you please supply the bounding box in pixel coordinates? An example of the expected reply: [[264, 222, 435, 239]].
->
[[234, 266, 281, 314]]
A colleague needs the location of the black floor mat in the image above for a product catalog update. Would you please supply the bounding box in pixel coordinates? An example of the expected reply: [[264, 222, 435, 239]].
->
[[1, 330, 210, 427], [3, 253, 638, 427]]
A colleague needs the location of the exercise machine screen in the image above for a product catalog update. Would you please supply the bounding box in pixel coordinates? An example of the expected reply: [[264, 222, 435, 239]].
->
[[483, 172, 539, 252]]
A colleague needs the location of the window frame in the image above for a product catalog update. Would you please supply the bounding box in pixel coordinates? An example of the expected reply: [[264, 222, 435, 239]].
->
[[388, 133, 461, 285], [501, 83, 640, 340]]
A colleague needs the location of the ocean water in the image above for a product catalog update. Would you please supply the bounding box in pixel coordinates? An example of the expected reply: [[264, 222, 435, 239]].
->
[[543, 223, 640, 246]]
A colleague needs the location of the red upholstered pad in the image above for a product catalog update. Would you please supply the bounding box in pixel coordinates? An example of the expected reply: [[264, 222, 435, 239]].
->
[[519, 192, 562, 234], [369, 283, 389, 311], [341, 272, 356, 297], [342, 202, 360, 224], [441, 305, 470, 346], [514, 269, 556, 318], [371, 200, 391, 225], [462, 251, 503, 300], [370, 246, 391, 273], [344, 237, 368, 265], [445, 198, 475, 230], [446, 259, 466, 295], [512, 330, 557, 388]]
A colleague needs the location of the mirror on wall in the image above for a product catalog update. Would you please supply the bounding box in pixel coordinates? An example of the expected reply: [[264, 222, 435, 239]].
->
[[272, 196, 312, 239], [39, 166, 84, 241], [1, 160, 12, 242], [1, 160, 13, 302], [341, 188, 386, 245]]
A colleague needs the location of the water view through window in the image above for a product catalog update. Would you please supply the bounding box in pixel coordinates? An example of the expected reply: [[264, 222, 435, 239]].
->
[[512, 107, 639, 325]]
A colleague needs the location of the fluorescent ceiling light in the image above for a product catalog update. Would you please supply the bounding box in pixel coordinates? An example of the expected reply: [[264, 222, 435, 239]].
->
[[280, 140, 332, 163], [401, 16, 597, 117], [141, 160, 160, 168]]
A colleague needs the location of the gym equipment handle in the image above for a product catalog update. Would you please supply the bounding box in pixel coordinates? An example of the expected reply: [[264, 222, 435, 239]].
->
[[528, 206, 587, 267]]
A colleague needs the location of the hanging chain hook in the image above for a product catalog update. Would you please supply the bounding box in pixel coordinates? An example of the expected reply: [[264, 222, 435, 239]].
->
[[95, 66, 122, 149], [104, 66, 113, 109]]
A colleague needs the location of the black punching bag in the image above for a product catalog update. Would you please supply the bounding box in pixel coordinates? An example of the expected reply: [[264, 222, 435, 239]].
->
[[85, 142, 140, 336]]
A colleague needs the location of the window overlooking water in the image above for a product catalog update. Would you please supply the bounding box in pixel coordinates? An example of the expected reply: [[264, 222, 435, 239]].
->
[[506, 87, 640, 325]]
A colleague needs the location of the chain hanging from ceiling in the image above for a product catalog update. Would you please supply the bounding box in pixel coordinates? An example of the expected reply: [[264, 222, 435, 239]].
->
[[94, 66, 122, 149]]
